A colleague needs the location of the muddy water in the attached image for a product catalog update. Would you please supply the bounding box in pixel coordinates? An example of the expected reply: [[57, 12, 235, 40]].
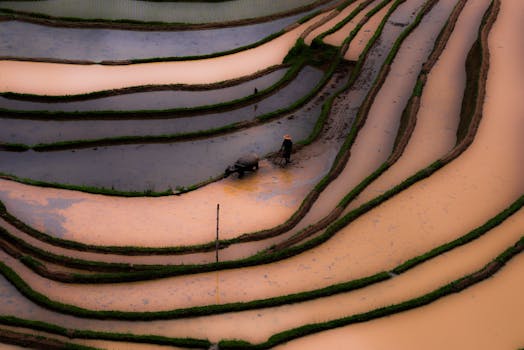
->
[[323, 0, 382, 47], [344, 0, 395, 61], [275, 252, 524, 350], [268, 0, 436, 237], [0, 207, 522, 343], [0, 14, 325, 96], [0, 68, 287, 114], [0, 1, 421, 248], [0, 14, 307, 61], [0, 0, 522, 346], [304, 0, 370, 45], [344, 0, 492, 212], [0, 136, 337, 250], [332, 0, 458, 194], [0, 66, 346, 193], [0, 68, 322, 145], [4, 0, 520, 312], [0, 215, 216, 266], [0, 143, 339, 267], [0, 0, 327, 23]]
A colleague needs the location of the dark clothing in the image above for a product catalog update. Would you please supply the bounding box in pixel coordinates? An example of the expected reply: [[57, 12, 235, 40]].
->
[[281, 139, 293, 163]]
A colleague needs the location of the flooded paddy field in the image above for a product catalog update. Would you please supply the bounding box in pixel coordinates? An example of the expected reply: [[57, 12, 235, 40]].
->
[[0, 67, 324, 146], [0, 13, 309, 62], [345, 0, 492, 212], [0, 0, 335, 24], [0, 12, 327, 96], [0, 0, 523, 348], [276, 251, 524, 350], [272, 0, 429, 236], [303, 0, 371, 45], [0, 65, 341, 192], [0, 0, 417, 249], [0, 142, 337, 251], [0, 206, 522, 342], [322, 0, 383, 47], [0, 67, 287, 115], [342, 0, 395, 61]]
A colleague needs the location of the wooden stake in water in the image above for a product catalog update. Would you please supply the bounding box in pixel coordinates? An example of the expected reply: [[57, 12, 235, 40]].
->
[[216, 203, 220, 304], [216, 203, 220, 263]]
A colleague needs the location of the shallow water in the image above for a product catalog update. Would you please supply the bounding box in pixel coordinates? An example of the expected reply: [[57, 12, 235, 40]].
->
[[0, 0, 522, 347], [0, 67, 323, 146], [0, 0, 421, 250], [0, 68, 347, 249], [0, 149, 335, 258], [343, 0, 395, 61], [323, 0, 383, 47], [0, 14, 307, 62], [304, 0, 370, 45], [0, 0, 330, 23], [7, 0, 520, 312], [337, 0, 458, 189], [1, 206, 522, 343], [344, 0, 491, 212], [268, 0, 428, 237], [0, 14, 325, 96], [0, 68, 287, 114], [0, 66, 343, 192], [275, 250, 524, 350]]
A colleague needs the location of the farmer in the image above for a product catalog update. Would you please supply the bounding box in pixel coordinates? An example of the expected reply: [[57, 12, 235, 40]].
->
[[280, 134, 293, 165]]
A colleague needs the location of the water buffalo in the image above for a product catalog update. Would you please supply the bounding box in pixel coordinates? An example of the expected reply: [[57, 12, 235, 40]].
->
[[224, 153, 259, 178]]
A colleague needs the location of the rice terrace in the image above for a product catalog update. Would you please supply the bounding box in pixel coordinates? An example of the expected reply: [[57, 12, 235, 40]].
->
[[0, 0, 522, 349]]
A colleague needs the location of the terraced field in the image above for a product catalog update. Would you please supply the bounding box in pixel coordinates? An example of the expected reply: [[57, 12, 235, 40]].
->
[[0, 0, 522, 349]]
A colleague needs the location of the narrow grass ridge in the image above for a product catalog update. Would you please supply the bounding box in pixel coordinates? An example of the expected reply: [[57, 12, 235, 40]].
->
[[0, 64, 301, 120], [219, 236, 524, 349], [0, 0, 457, 260], [0, 2, 350, 66], [0, 0, 413, 260], [0, 0, 499, 283], [0, 64, 290, 103], [271, 0, 469, 250], [0, 0, 397, 199], [0, 0, 493, 265], [0, 193, 520, 319], [0, 232, 521, 348], [0, 0, 337, 29]]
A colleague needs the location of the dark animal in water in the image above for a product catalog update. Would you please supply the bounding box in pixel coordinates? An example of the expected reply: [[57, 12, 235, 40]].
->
[[224, 154, 259, 178]]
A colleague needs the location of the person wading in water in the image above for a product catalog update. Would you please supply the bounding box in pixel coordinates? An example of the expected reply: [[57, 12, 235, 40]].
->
[[280, 134, 293, 165]]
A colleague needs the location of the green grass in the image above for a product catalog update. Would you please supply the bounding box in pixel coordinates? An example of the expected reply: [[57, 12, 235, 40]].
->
[[219, 235, 524, 349], [2, 189, 519, 318], [0, 0, 492, 267], [0, 64, 288, 103], [0, 0, 492, 264], [0, 64, 300, 119], [0, 0, 409, 259], [314, 0, 380, 46], [0, 0, 332, 28], [0, 231, 520, 347], [0, 316, 211, 348], [0, 173, 175, 197], [0, 0, 414, 258]]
